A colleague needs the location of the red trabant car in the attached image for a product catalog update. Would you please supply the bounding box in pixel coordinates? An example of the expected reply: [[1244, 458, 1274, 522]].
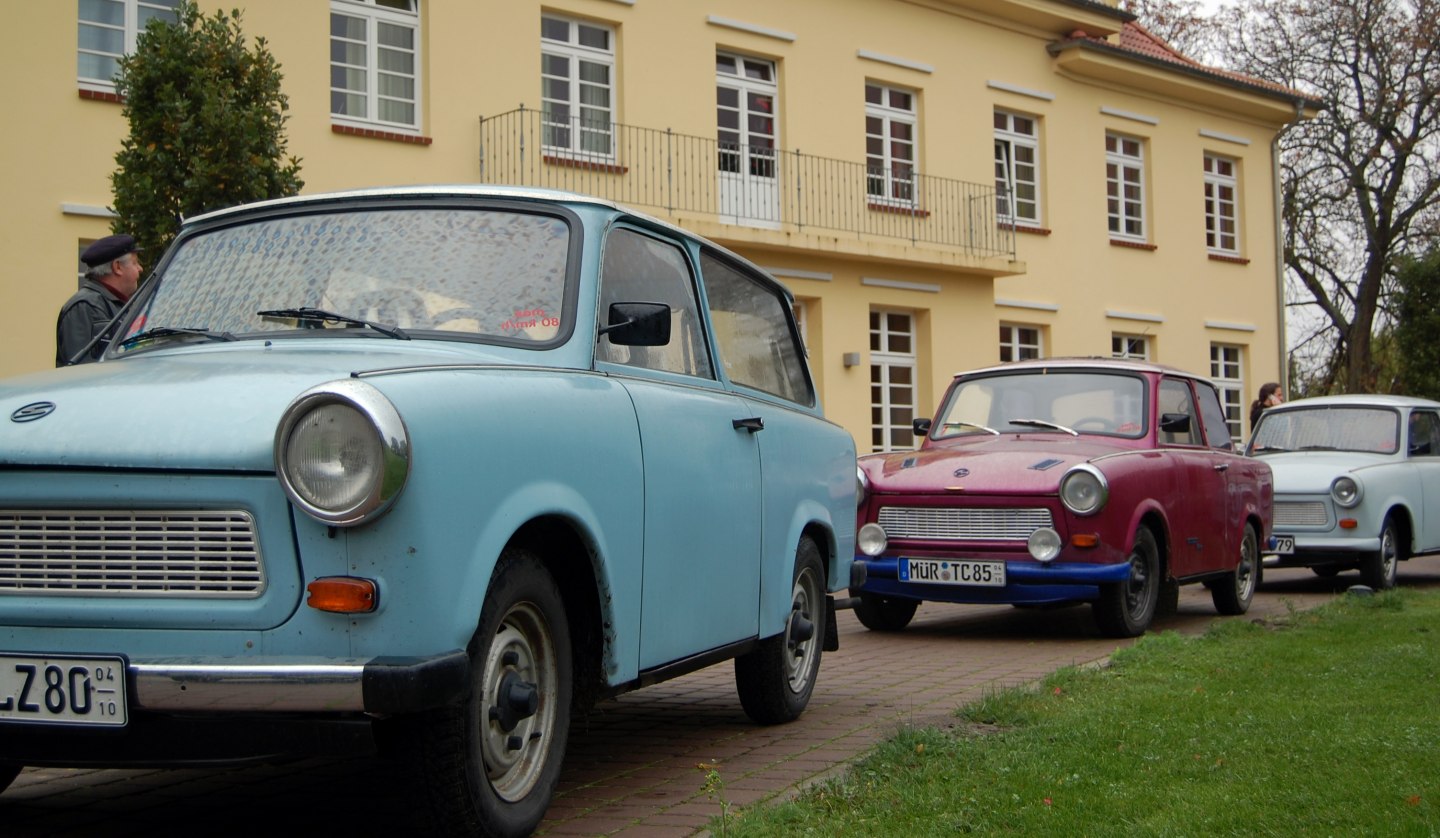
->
[[853, 358, 1273, 637]]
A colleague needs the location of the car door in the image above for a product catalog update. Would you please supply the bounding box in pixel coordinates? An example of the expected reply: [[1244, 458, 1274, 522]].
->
[[1156, 377, 1228, 576], [1195, 379, 1253, 562], [1406, 409, 1440, 552], [595, 225, 763, 669]]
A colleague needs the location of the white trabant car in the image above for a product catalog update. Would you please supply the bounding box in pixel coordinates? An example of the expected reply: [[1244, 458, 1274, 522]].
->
[[1246, 394, 1440, 588]]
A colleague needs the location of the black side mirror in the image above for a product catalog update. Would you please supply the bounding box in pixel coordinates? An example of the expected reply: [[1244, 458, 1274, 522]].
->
[[599, 302, 671, 346], [912, 418, 932, 436], [1160, 412, 1192, 433]]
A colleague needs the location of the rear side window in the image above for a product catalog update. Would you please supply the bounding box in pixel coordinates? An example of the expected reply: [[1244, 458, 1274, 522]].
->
[[700, 251, 812, 405]]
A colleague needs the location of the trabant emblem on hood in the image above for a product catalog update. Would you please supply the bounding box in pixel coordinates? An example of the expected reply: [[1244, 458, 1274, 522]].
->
[[11, 402, 56, 423], [953, 467, 970, 478]]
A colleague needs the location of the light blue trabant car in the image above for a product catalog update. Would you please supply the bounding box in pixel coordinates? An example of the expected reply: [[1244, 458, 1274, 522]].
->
[[0, 187, 857, 836], [1247, 394, 1440, 589]]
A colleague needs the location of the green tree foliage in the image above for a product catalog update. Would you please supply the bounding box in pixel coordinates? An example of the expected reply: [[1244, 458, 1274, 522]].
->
[[111, 2, 302, 263], [1390, 250, 1440, 398]]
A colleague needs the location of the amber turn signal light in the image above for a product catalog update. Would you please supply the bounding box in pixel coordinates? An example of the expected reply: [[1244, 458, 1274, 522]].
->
[[1339, 519, 1358, 530], [1071, 533, 1100, 548], [307, 577, 378, 613]]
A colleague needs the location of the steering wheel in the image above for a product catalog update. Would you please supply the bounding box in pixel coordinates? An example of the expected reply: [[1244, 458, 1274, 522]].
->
[[429, 308, 491, 330], [1070, 416, 1116, 432], [346, 289, 428, 326]]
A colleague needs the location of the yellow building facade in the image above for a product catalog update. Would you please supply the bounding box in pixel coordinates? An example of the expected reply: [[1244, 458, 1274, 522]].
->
[[6, 0, 1315, 450]]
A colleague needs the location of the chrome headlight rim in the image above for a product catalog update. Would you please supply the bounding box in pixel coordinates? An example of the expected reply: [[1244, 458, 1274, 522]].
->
[[1059, 464, 1109, 517], [856, 464, 870, 508], [1331, 475, 1363, 508], [274, 379, 410, 526]]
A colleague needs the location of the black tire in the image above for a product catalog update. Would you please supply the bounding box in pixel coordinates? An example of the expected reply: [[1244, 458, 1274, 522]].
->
[[0, 763, 21, 795], [735, 538, 827, 725], [1094, 526, 1161, 638], [1212, 524, 1259, 615], [400, 547, 572, 838], [1312, 566, 1342, 578], [853, 591, 919, 631], [1360, 515, 1402, 589]]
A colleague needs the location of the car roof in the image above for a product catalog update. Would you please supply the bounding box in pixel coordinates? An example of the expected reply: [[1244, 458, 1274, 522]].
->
[[952, 356, 1211, 382], [1268, 394, 1440, 411]]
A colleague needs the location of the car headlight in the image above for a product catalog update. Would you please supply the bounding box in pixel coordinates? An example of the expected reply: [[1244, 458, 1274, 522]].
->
[[1059, 464, 1109, 516], [275, 379, 410, 526], [857, 523, 888, 557], [1331, 475, 1362, 508], [856, 465, 870, 508]]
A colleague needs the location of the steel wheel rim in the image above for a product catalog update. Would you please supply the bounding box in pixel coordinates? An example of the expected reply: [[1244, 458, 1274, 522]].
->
[[785, 566, 821, 693], [480, 601, 557, 802], [1381, 525, 1398, 582], [1237, 529, 1258, 600], [1126, 542, 1153, 619]]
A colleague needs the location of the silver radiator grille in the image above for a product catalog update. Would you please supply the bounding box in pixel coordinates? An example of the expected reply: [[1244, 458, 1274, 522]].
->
[[878, 507, 1054, 541], [1274, 501, 1330, 528], [0, 510, 265, 598]]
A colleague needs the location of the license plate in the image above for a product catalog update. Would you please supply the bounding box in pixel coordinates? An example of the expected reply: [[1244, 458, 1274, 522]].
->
[[1270, 535, 1295, 555], [0, 654, 128, 727], [900, 558, 1006, 587]]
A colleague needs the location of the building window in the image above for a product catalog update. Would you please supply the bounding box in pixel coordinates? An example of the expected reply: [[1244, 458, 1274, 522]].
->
[[1111, 333, 1150, 360], [541, 14, 615, 159], [1000, 324, 1042, 362], [1106, 133, 1146, 241], [77, 0, 181, 91], [865, 83, 917, 204], [1204, 153, 1240, 255], [1210, 343, 1244, 441], [870, 311, 917, 452], [994, 110, 1041, 225], [330, 0, 421, 131], [716, 54, 777, 177]]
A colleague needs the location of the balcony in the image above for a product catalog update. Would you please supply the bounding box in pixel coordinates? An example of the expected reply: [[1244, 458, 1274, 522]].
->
[[479, 107, 1018, 274]]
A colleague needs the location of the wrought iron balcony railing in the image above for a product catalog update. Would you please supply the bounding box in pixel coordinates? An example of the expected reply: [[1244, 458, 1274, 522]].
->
[[479, 107, 1015, 260]]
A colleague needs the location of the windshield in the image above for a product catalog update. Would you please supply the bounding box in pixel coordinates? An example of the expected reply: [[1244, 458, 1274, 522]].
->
[[115, 206, 572, 355], [934, 371, 1148, 439], [1249, 406, 1400, 455]]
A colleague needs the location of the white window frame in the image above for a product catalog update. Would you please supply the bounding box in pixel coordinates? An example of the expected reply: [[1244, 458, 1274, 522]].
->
[[1111, 333, 1150, 360], [716, 53, 778, 178], [77, 0, 181, 93], [870, 310, 917, 453], [1210, 343, 1245, 441], [1106, 133, 1146, 242], [1000, 323, 1043, 362], [541, 14, 616, 160], [330, 0, 422, 133], [1204, 153, 1240, 255], [994, 110, 1041, 225], [865, 83, 918, 206]]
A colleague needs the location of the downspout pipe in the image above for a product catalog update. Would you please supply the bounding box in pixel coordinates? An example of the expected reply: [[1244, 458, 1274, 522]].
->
[[1271, 99, 1305, 404]]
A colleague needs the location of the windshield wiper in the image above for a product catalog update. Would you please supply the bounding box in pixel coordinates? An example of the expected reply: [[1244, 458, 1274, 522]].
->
[[257, 307, 410, 340], [1008, 418, 1079, 437], [1250, 444, 1290, 453], [942, 420, 1000, 435], [120, 326, 236, 348]]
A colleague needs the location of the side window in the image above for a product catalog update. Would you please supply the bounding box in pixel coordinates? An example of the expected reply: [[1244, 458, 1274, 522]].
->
[[1158, 378, 1200, 446], [1408, 411, 1440, 457], [699, 252, 811, 405], [597, 228, 712, 378], [1195, 382, 1235, 450]]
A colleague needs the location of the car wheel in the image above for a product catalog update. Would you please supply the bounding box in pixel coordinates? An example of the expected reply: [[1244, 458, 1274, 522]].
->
[[1094, 525, 1161, 638], [853, 591, 919, 631], [735, 538, 826, 725], [0, 764, 21, 795], [1212, 524, 1259, 615], [399, 547, 572, 838], [1360, 515, 1402, 590]]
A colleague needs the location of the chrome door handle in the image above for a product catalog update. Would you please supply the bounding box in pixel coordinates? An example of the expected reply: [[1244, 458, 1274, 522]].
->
[[733, 417, 765, 433], [1213, 463, 1230, 472]]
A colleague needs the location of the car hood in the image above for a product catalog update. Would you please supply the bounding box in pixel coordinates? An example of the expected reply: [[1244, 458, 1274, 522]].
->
[[0, 342, 522, 471], [1257, 451, 1394, 493], [858, 436, 1127, 495]]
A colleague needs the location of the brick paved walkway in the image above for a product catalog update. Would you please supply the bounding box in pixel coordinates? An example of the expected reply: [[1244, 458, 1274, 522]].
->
[[4, 557, 1437, 837]]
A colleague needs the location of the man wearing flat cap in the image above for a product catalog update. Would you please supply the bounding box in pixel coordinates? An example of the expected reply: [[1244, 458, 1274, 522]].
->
[[55, 234, 143, 366]]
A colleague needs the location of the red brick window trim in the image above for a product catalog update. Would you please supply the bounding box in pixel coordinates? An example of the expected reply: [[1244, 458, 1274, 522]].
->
[[1003, 223, 1052, 236], [543, 154, 629, 175], [331, 124, 433, 145], [1110, 239, 1158, 251], [868, 202, 931, 218], [78, 89, 123, 104], [1208, 253, 1251, 265]]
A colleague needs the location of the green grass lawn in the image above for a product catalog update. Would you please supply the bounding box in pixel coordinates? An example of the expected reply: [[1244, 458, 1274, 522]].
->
[[718, 590, 1440, 836]]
